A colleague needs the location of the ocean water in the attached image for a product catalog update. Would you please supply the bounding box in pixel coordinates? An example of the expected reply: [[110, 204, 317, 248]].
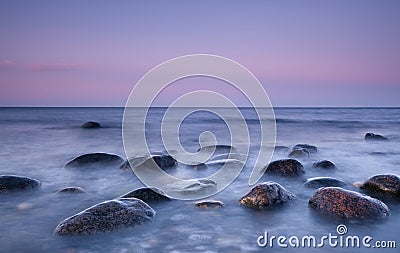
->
[[0, 107, 399, 253]]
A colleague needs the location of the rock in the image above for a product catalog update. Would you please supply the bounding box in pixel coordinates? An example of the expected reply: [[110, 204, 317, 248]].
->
[[288, 148, 309, 158], [312, 160, 336, 169], [360, 174, 400, 197], [81, 121, 101, 128], [207, 153, 243, 162], [152, 154, 177, 169], [65, 153, 123, 168], [365, 133, 388, 141], [195, 200, 224, 209], [293, 144, 318, 153], [120, 187, 170, 202], [54, 198, 155, 235], [309, 187, 390, 220], [197, 145, 237, 155], [205, 159, 244, 167], [274, 146, 290, 152], [57, 187, 85, 193], [119, 155, 149, 170], [304, 177, 346, 188], [265, 159, 305, 177], [239, 182, 295, 209], [0, 175, 40, 193], [165, 179, 217, 195]]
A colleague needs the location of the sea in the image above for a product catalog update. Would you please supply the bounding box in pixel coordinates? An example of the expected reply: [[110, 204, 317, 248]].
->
[[0, 107, 399, 252]]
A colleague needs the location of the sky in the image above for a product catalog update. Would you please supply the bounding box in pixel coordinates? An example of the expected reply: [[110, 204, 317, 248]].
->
[[0, 0, 399, 107]]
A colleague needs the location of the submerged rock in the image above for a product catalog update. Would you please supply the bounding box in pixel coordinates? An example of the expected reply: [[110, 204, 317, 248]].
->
[[288, 148, 309, 158], [54, 198, 155, 235], [119, 155, 149, 170], [304, 177, 346, 188], [365, 133, 388, 141], [123, 154, 177, 171], [293, 144, 318, 153], [239, 182, 295, 209], [81, 121, 101, 128], [0, 175, 40, 193], [65, 153, 123, 168], [265, 159, 305, 177], [360, 174, 400, 197], [120, 187, 170, 202], [165, 179, 217, 195], [309, 187, 389, 220], [312, 160, 336, 169], [195, 200, 224, 209], [274, 146, 290, 152], [197, 145, 237, 156], [57, 187, 85, 194]]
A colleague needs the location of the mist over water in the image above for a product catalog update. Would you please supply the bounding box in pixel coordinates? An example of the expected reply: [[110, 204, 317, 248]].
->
[[0, 107, 399, 252]]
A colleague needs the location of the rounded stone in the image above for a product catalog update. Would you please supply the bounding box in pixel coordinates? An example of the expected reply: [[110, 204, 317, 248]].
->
[[293, 144, 318, 153], [288, 148, 309, 158], [81, 121, 101, 128], [312, 160, 336, 169], [0, 175, 41, 193], [65, 153, 123, 168], [304, 177, 346, 188], [360, 174, 400, 197], [265, 159, 305, 177], [120, 187, 170, 202], [365, 132, 388, 141], [195, 200, 224, 209]]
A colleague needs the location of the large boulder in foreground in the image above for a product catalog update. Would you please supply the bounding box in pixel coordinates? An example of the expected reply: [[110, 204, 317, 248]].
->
[[0, 175, 40, 193], [365, 133, 388, 141], [120, 187, 170, 202], [239, 182, 295, 209], [265, 159, 305, 177], [81, 121, 101, 128], [54, 198, 155, 235], [360, 174, 400, 198], [309, 187, 389, 220], [293, 144, 317, 153], [65, 153, 123, 168]]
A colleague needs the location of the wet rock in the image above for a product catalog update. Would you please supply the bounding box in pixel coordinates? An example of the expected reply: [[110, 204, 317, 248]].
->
[[360, 174, 400, 197], [304, 177, 346, 188], [365, 133, 388, 141], [265, 159, 305, 177], [288, 148, 309, 158], [309, 187, 390, 220], [120, 187, 170, 202], [274, 146, 290, 152], [165, 179, 217, 195], [0, 175, 40, 193], [207, 153, 243, 162], [119, 155, 148, 170], [195, 200, 224, 209], [54, 198, 155, 235], [205, 159, 244, 167], [293, 144, 318, 153], [136, 154, 177, 170], [197, 145, 237, 155], [57, 187, 85, 193], [312, 160, 336, 169], [65, 153, 123, 168], [239, 181, 295, 209], [81, 121, 101, 128]]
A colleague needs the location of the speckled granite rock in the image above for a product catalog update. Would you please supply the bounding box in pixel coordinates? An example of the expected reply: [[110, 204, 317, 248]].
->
[[360, 174, 400, 197], [265, 159, 305, 177]]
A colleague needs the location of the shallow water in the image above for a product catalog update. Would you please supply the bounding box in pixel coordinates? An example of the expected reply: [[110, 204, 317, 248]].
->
[[0, 107, 399, 252]]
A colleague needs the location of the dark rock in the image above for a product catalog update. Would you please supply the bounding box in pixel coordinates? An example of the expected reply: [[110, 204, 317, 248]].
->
[[197, 145, 237, 156], [274, 146, 290, 152], [120, 187, 170, 202], [365, 133, 388, 141], [57, 187, 85, 193], [304, 177, 346, 188], [239, 182, 295, 209], [265, 159, 305, 177], [288, 148, 309, 158], [312, 160, 336, 169], [119, 155, 148, 170], [54, 198, 155, 235], [293, 144, 318, 153], [165, 179, 217, 195], [152, 154, 177, 169], [81, 121, 101, 128], [360, 174, 400, 197], [195, 200, 224, 209], [0, 175, 40, 193], [309, 187, 389, 220], [65, 153, 123, 168]]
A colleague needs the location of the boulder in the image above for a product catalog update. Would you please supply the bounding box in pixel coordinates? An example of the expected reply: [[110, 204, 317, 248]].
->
[[274, 146, 290, 152], [81, 121, 101, 128], [288, 148, 309, 158], [239, 182, 295, 209], [124, 154, 177, 171], [304, 177, 346, 188], [57, 187, 85, 193], [65, 153, 123, 168], [164, 179, 217, 195], [293, 144, 318, 153], [195, 200, 224, 209], [54, 198, 155, 235], [0, 175, 40, 193], [119, 155, 149, 170], [309, 187, 389, 220], [360, 174, 400, 197], [365, 133, 388, 141], [265, 159, 305, 177], [197, 145, 237, 156], [312, 160, 336, 169], [120, 187, 170, 202]]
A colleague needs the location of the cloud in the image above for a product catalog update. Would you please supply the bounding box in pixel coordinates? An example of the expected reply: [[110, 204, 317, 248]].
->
[[0, 59, 17, 69], [0, 59, 85, 72]]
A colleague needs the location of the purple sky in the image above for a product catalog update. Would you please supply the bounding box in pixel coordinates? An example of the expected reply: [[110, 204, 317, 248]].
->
[[1, 0, 399, 106]]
